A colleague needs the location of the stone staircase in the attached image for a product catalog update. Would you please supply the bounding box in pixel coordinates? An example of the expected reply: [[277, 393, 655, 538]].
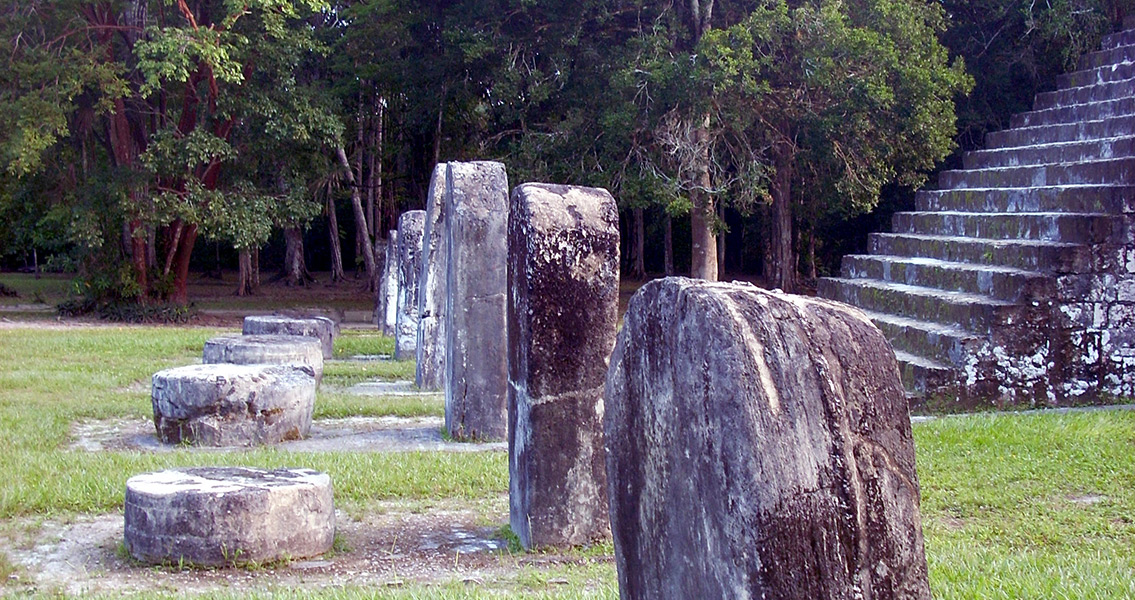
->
[[818, 26, 1135, 408]]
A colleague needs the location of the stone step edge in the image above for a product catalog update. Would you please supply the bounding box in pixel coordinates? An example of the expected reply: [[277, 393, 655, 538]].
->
[[986, 114, 1135, 150], [1034, 73, 1135, 109], [969, 134, 1135, 159], [1012, 97, 1135, 127], [843, 253, 1050, 278], [823, 277, 1017, 309], [872, 232, 1084, 250], [891, 349, 953, 373], [938, 155, 1135, 180]]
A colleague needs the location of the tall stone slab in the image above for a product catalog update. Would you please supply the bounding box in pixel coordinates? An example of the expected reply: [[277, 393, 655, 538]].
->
[[444, 162, 510, 440], [605, 277, 931, 600], [394, 211, 425, 360], [416, 166, 449, 391], [378, 231, 399, 336], [508, 183, 619, 549]]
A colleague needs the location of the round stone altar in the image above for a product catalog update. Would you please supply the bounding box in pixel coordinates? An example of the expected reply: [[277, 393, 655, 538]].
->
[[242, 315, 337, 359], [124, 467, 335, 566], [151, 364, 316, 446], [203, 334, 324, 382]]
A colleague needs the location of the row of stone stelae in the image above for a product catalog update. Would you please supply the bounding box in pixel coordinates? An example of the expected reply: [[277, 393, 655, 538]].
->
[[126, 315, 340, 566], [375, 160, 934, 598]]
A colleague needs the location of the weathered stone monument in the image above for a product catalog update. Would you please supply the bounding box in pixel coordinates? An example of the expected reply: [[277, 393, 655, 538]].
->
[[124, 467, 334, 566], [444, 161, 510, 441], [394, 210, 426, 360], [203, 334, 324, 382], [151, 364, 316, 446], [377, 230, 399, 337], [242, 315, 337, 360], [605, 277, 931, 599], [508, 183, 618, 549], [416, 167, 449, 391]]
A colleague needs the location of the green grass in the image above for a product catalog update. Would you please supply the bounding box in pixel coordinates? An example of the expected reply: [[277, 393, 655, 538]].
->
[[1, 324, 1134, 598], [0, 272, 73, 306], [914, 411, 1135, 598]]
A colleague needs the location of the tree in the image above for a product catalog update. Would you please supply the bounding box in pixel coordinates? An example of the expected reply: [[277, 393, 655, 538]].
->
[[621, 0, 969, 291], [0, 1, 337, 305]]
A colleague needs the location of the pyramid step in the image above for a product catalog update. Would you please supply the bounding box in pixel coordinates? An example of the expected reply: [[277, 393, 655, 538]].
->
[[892, 349, 956, 398], [964, 136, 1135, 170], [915, 185, 1135, 214], [1034, 76, 1135, 111], [986, 114, 1135, 149], [938, 157, 1135, 189], [841, 255, 1054, 303], [1078, 42, 1135, 71], [1059, 58, 1135, 89], [857, 308, 980, 367], [817, 278, 1019, 334], [891, 211, 1120, 244], [1011, 96, 1135, 128], [869, 233, 1092, 273], [1102, 28, 1135, 51]]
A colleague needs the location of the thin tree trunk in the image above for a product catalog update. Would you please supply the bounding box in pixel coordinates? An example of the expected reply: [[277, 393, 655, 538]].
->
[[236, 249, 253, 296], [768, 141, 796, 292], [433, 84, 445, 170], [629, 207, 646, 280], [170, 224, 197, 305], [283, 226, 315, 286], [336, 146, 377, 290], [355, 95, 366, 274], [663, 213, 674, 276], [689, 114, 717, 281], [717, 203, 726, 277], [374, 98, 385, 237], [328, 194, 346, 283]]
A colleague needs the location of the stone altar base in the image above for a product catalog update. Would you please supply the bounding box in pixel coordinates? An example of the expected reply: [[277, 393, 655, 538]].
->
[[202, 334, 324, 382], [242, 315, 337, 359], [151, 364, 316, 446], [124, 467, 334, 566]]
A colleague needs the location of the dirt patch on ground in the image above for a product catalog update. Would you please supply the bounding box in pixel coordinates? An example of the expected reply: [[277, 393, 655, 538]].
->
[[3, 497, 610, 597], [70, 416, 507, 454]]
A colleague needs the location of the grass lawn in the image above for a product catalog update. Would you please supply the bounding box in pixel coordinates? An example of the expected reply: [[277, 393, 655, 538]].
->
[[0, 323, 1131, 598]]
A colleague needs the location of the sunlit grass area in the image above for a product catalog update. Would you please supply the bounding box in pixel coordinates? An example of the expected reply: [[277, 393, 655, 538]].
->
[[0, 324, 1131, 598]]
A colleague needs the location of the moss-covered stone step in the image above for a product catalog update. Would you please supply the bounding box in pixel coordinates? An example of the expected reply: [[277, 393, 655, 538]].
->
[[965, 136, 1135, 170], [1077, 42, 1135, 71], [891, 211, 1121, 244], [856, 308, 979, 367], [817, 277, 1018, 334], [868, 233, 1092, 273], [1011, 95, 1135, 129], [840, 255, 1053, 302], [938, 157, 1135, 189], [987, 114, 1135, 149], [915, 185, 1135, 214], [1057, 56, 1135, 88], [892, 350, 954, 402], [1033, 76, 1135, 111]]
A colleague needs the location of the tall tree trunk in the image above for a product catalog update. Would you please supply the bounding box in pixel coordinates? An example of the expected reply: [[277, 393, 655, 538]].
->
[[629, 207, 646, 280], [433, 85, 446, 171], [717, 203, 726, 277], [283, 226, 315, 286], [236, 249, 254, 296], [328, 194, 346, 282], [336, 147, 377, 290], [170, 224, 197, 305], [374, 98, 385, 237], [355, 95, 366, 275], [689, 116, 718, 281], [768, 141, 796, 292], [664, 213, 674, 276]]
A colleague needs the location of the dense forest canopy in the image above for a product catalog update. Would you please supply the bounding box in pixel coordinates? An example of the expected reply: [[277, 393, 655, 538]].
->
[[0, 0, 1132, 307]]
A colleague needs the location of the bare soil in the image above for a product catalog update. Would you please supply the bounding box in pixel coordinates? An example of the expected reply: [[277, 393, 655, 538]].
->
[[4, 497, 610, 597]]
